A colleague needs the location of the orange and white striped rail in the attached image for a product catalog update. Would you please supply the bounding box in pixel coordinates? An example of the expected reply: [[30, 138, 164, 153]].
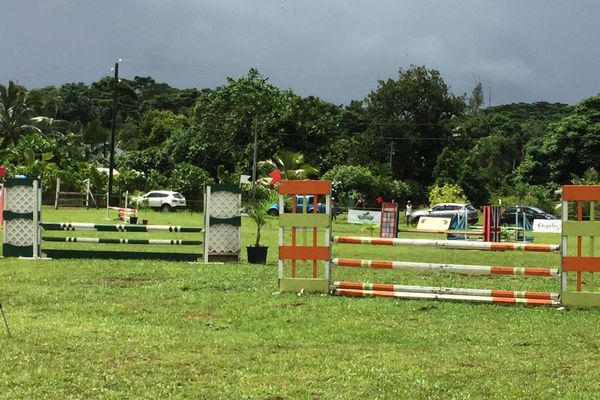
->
[[332, 281, 559, 301], [333, 236, 560, 252], [332, 287, 560, 306], [331, 258, 559, 277]]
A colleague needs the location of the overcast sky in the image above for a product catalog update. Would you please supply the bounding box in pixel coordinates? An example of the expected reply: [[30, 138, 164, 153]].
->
[[2, 0, 600, 106]]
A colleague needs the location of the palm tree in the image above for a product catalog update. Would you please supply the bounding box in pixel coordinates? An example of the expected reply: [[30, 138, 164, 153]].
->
[[259, 149, 319, 180], [0, 81, 40, 148], [570, 167, 599, 185]]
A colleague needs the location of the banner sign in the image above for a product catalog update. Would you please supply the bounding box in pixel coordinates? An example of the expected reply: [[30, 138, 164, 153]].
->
[[532, 219, 561, 233], [379, 202, 398, 238], [348, 209, 381, 225]]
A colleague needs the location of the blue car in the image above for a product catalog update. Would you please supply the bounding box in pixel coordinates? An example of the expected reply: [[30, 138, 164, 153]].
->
[[267, 195, 327, 216]]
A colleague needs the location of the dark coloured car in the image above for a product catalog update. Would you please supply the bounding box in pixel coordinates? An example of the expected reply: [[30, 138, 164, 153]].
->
[[409, 203, 478, 226], [500, 205, 556, 225]]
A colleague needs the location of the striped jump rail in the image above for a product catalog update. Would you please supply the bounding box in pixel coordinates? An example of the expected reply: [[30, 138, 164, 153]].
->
[[332, 281, 559, 301], [398, 228, 483, 235], [334, 236, 560, 253], [41, 222, 204, 233], [332, 258, 559, 277], [43, 237, 202, 246], [332, 287, 560, 306], [41, 222, 204, 261]]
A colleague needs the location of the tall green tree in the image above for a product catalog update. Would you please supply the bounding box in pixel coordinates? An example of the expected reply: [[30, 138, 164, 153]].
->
[[517, 95, 600, 186], [184, 69, 287, 174], [56, 82, 95, 124], [467, 82, 484, 114], [125, 109, 188, 150], [360, 66, 465, 184], [433, 102, 570, 205]]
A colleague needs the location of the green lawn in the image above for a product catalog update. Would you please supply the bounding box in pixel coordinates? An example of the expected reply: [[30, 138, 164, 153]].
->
[[1, 207, 600, 399]]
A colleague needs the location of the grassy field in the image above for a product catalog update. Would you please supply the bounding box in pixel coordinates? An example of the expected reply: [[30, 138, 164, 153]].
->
[[1, 207, 600, 399]]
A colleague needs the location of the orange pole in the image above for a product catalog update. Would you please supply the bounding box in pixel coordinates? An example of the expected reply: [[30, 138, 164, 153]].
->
[[577, 201, 583, 291], [291, 195, 297, 278], [312, 194, 318, 278]]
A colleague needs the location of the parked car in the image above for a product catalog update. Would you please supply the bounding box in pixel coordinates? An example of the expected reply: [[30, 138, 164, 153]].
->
[[267, 195, 327, 216], [409, 203, 478, 226], [500, 205, 555, 225], [135, 190, 187, 212]]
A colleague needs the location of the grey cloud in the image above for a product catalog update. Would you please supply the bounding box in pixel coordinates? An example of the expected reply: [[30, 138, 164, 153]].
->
[[2, 0, 600, 106]]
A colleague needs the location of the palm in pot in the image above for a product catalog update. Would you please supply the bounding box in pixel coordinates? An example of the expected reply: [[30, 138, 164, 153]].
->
[[246, 200, 270, 264]]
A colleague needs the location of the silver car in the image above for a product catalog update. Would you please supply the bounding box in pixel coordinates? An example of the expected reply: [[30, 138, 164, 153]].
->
[[409, 203, 478, 226]]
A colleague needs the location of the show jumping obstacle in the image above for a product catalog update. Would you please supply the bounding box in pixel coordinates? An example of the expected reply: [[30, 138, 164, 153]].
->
[[332, 235, 561, 307], [396, 205, 501, 241], [277, 180, 600, 308], [110, 206, 137, 223], [2, 179, 241, 262], [40, 222, 204, 261]]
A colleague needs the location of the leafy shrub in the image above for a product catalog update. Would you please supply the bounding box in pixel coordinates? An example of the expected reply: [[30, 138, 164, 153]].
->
[[323, 165, 411, 207], [169, 163, 214, 200], [114, 170, 147, 196], [428, 183, 469, 205], [490, 183, 557, 214]]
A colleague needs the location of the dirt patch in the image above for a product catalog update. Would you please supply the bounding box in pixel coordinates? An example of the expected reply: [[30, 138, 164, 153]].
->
[[101, 276, 158, 287]]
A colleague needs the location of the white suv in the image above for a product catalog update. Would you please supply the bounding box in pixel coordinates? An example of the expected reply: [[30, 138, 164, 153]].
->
[[409, 203, 478, 226], [137, 191, 187, 212]]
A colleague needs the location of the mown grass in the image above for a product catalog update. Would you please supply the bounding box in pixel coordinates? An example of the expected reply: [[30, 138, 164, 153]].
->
[[1, 207, 600, 399]]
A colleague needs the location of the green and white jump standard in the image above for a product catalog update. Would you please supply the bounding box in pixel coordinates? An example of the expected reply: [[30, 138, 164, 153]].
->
[[203, 184, 241, 263], [3, 182, 241, 262], [2, 178, 42, 258]]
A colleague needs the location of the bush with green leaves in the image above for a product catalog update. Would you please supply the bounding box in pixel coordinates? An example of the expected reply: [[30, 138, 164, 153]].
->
[[323, 165, 411, 207], [114, 170, 148, 197], [490, 183, 557, 215], [169, 163, 214, 200], [428, 183, 469, 206]]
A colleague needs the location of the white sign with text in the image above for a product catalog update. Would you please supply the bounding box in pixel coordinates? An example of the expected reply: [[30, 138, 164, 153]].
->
[[532, 219, 561, 233]]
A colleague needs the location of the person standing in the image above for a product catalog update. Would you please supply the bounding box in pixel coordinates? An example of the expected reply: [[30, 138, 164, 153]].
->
[[332, 197, 339, 220], [405, 200, 413, 226], [355, 196, 365, 208]]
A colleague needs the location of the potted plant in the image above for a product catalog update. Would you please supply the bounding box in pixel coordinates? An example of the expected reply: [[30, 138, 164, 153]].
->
[[133, 194, 151, 225], [246, 199, 270, 264]]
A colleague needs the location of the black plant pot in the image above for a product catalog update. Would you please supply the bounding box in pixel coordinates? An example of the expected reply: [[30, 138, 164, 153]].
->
[[129, 216, 138, 224], [247, 246, 268, 264]]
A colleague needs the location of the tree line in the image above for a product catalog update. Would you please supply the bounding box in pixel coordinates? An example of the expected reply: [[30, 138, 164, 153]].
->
[[1, 65, 598, 211]]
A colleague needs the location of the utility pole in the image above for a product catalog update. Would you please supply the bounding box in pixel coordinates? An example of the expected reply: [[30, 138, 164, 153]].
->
[[389, 139, 395, 171], [251, 116, 258, 199], [108, 62, 119, 207]]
